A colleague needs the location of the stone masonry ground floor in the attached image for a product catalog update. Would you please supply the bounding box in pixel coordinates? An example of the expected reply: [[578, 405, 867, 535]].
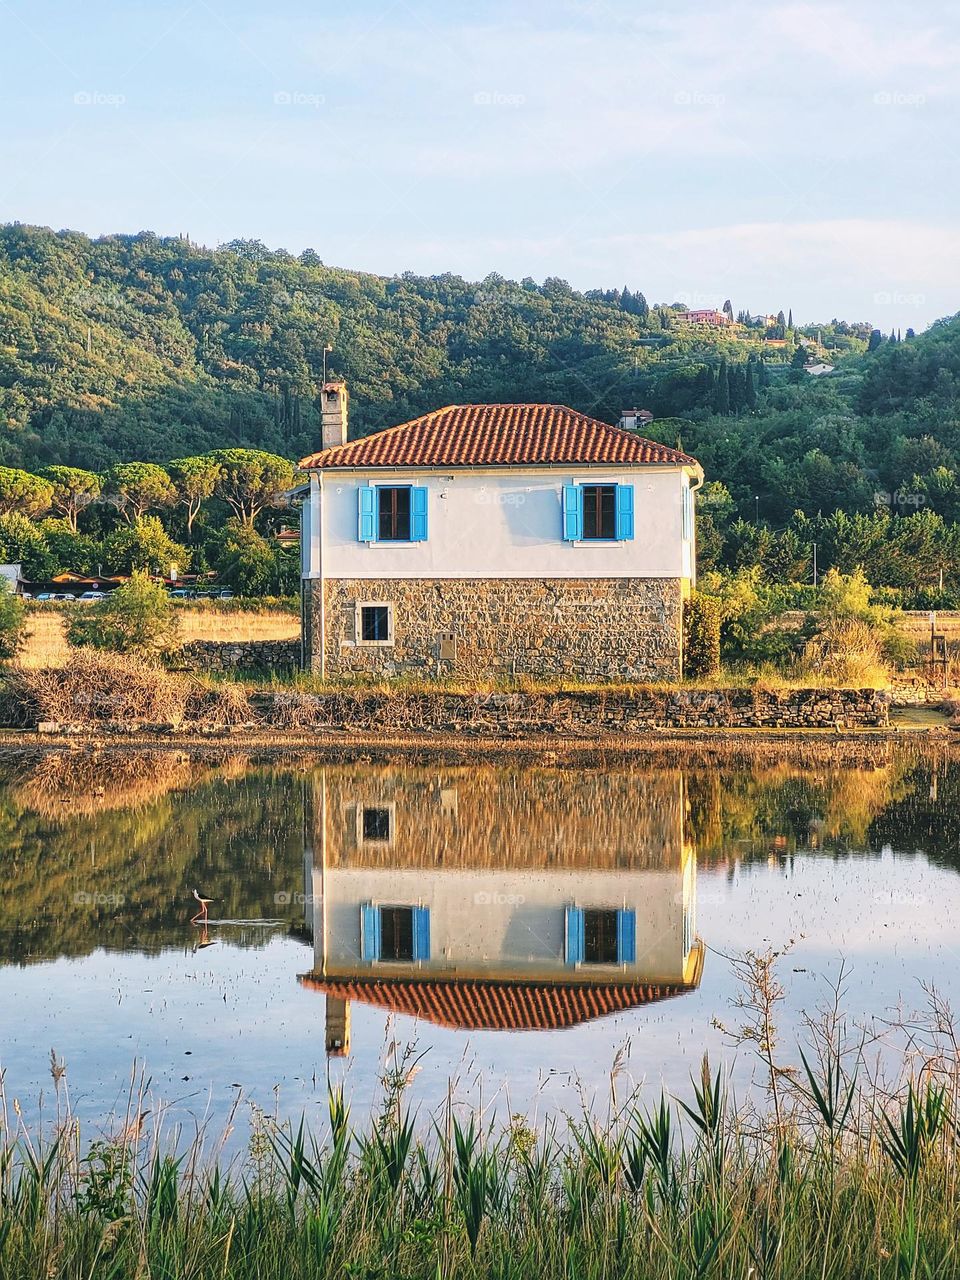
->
[[302, 577, 687, 681]]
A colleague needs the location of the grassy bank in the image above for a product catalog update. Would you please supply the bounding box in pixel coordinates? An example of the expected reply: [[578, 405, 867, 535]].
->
[[2, 1052, 960, 1278]]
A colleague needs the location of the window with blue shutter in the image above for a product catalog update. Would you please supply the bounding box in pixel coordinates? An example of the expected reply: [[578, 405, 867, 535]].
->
[[412, 906, 431, 960], [569, 908, 635, 964], [616, 909, 637, 964], [411, 486, 428, 541], [361, 902, 381, 961], [563, 484, 634, 541], [565, 906, 585, 965], [359, 485, 428, 543], [358, 487, 377, 542], [615, 484, 634, 541], [361, 904, 429, 962], [562, 485, 582, 541], [681, 485, 693, 541]]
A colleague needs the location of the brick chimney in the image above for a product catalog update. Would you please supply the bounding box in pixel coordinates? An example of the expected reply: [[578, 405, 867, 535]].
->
[[320, 380, 349, 450]]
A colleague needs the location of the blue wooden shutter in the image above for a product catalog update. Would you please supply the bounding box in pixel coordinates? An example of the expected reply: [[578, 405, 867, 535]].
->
[[411, 486, 428, 542], [360, 903, 381, 961], [562, 485, 582, 541], [616, 909, 637, 964], [565, 906, 585, 965], [412, 906, 431, 960], [615, 484, 635, 541], [358, 486, 377, 542]]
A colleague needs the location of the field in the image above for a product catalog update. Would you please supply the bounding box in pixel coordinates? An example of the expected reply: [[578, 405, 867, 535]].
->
[[17, 602, 300, 668]]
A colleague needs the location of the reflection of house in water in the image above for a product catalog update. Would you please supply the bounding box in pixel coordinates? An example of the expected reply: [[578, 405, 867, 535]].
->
[[299, 768, 703, 1054]]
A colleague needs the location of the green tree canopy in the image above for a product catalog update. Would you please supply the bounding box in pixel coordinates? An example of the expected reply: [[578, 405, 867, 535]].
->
[[0, 468, 53, 519], [0, 512, 56, 579], [39, 466, 101, 532], [168, 455, 220, 537], [213, 521, 298, 595], [209, 449, 295, 527], [102, 463, 175, 524], [100, 516, 188, 576]]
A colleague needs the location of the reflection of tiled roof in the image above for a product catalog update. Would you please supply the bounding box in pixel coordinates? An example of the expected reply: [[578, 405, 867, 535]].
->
[[299, 404, 698, 470], [299, 964, 702, 1031]]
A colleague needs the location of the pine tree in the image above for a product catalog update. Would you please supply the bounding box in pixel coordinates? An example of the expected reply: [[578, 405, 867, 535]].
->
[[867, 329, 883, 352]]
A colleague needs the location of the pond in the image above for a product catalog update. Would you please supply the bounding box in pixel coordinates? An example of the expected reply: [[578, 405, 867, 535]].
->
[[1, 744, 958, 1139]]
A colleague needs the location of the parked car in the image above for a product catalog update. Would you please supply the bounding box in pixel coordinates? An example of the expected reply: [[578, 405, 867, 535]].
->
[[78, 591, 106, 601], [168, 588, 192, 599], [217, 590, 235, 599], [34, 592, 54, 601], [53, 593, 77, 602]]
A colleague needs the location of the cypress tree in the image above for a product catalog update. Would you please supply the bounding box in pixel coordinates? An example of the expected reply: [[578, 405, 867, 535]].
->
[[713, 361, 731, 414]]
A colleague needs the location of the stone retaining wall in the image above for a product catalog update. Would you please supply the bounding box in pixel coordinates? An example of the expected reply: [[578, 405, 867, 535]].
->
[[177, 639, 301, 673], [304, 577, 686, 682], [262, 686, 890, 734]]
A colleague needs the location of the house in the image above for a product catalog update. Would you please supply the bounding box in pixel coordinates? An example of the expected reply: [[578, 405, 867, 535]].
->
[[803, 362, 835, 376], [297, 384, 703, 681], [677, 309, 729, 326], [298, 765, 703, 1055], [617, 407, 654, 430]]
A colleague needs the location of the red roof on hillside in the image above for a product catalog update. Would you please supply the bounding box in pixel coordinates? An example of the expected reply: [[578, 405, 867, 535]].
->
[[299, 403, 698, 471], [299, 965, 703, 1031]]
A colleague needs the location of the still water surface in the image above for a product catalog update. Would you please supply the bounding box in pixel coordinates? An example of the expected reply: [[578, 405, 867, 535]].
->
[[1, 747, 958, 1136]]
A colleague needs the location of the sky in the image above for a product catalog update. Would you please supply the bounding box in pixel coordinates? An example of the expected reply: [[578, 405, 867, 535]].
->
[[1, 0, 959, 330]]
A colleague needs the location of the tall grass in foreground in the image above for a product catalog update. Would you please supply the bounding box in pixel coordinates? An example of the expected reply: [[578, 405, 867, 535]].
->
[[4, 964, 960, 1278]]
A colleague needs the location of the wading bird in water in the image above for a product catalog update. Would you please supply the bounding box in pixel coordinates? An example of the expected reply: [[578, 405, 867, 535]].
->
[[191, 888, 215, 924]]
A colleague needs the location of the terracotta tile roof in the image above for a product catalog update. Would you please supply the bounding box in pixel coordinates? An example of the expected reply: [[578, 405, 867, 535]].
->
[[299, 404, 698, 471], [298, 969, 702, 1031]]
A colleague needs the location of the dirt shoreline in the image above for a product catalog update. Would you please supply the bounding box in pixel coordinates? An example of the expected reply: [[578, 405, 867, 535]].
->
[[0, 723, 955, 767]]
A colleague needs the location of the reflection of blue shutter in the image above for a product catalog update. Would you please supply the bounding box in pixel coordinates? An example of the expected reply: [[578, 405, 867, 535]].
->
[[358, 487, 377, 542], [616, 909, 636, 964], [412, 906, 431, 960], [361, 903, 381, 961], [565, 906, 585, 965], [411, 487, 428, 542], [562, 485, 582, 541], [615, 485, 634, 541]]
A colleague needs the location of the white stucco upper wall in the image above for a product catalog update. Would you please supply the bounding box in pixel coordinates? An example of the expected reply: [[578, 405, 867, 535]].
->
[[304, 466, 696, 580]]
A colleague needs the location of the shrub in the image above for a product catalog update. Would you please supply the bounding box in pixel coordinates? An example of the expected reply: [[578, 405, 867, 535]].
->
[[684, 592, 722, 677], [801, 568, 915, 681], [66, 572, 182, 659], [0, 589, 27, 660], [0, 651, 191, 726]]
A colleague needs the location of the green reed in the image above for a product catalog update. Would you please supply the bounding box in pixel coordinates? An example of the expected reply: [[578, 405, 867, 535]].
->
[[2, 1058, 960, 1280]]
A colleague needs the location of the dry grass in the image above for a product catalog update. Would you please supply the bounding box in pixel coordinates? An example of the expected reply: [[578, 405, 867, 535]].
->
[[0, 652, 192, 727], [0, 653, 254, 728], [6, 749, 196, 817], [800, 619, 892, 689], [17, 605, 299, 669]]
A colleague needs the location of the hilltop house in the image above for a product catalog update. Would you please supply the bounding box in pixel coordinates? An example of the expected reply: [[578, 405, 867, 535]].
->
[[298, 766, 703, 1055], [298, 383, 703, 681]]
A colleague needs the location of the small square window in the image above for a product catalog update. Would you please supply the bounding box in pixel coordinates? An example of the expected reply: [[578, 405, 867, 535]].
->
[[581, 485, 617, 540], [377, 486, 411, 541], [362, 806, 391, 841], [357, 602, 393, 645], [357, 802, 395, 846], [583, 909, 619, 964], [380, 905, 414, 962]]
